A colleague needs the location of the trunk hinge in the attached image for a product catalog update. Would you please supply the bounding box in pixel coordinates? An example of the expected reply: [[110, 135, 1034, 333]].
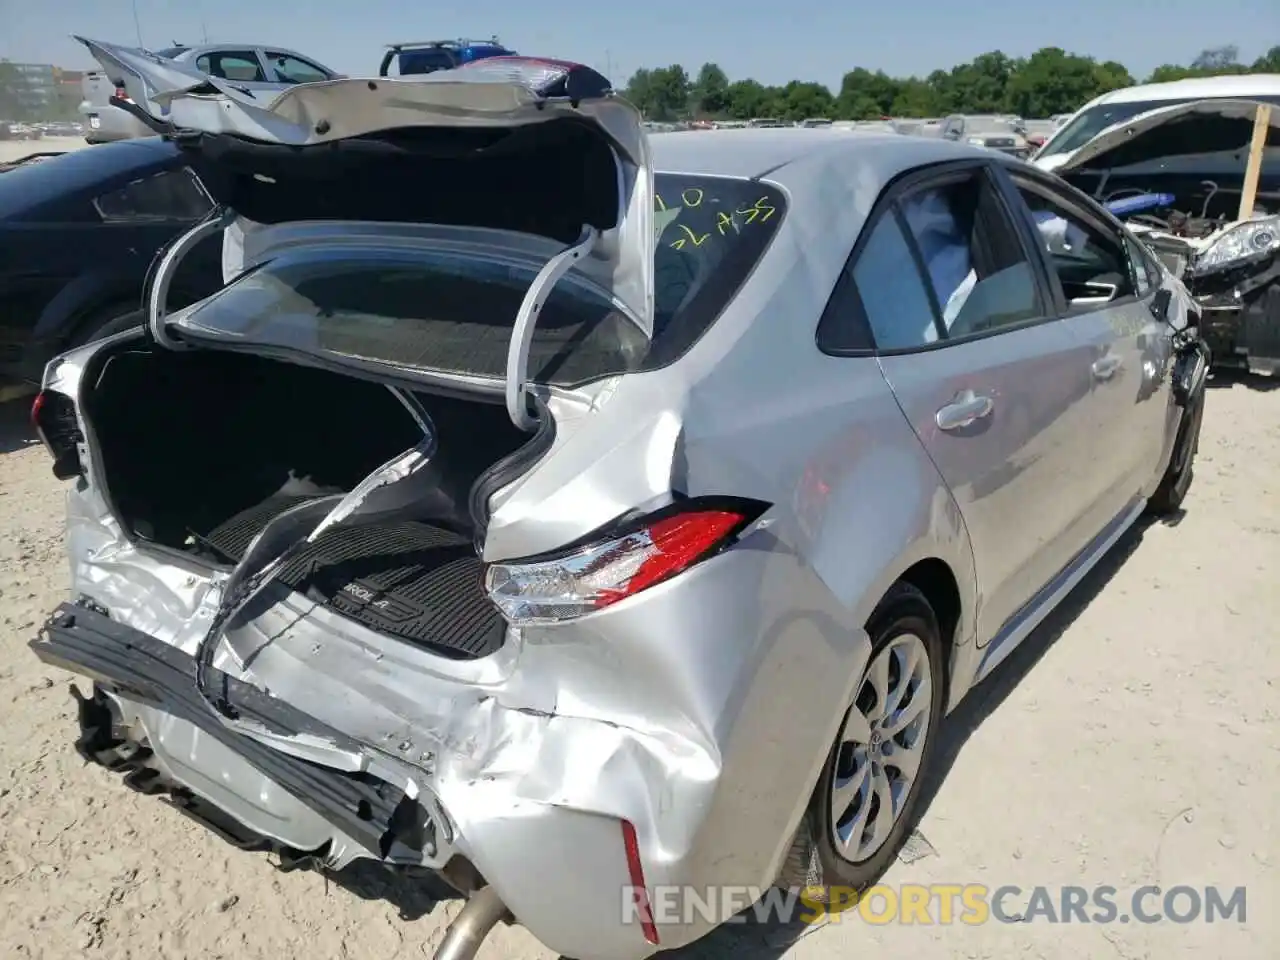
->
[[148, 206, 237, 349], [505, 225, 599, 431]]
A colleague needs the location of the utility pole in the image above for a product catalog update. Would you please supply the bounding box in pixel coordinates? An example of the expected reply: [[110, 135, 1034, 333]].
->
[[130, 0, 145, 47], [604, 49, 614, 82]]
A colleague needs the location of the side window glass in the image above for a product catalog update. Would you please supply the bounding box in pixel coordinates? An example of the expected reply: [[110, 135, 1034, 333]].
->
[[1124, 236, 1152, 297], [898, 177, 1042, 338], [1011, 181, 1136, 313], [851, 214, 941, 350], [196, 51, 266, 82], [94, 168, 214, 222], [266, 53, 330, 84], [1126, 234, 1164, 290], [398, 49, 457, 75]]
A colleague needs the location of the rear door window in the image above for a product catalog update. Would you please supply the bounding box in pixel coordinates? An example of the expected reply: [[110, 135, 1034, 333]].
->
[[838, 167, 1046, 352], [94, 167, 214, 222], [195, 51, 267, 82], [266, 52, 331, 84]]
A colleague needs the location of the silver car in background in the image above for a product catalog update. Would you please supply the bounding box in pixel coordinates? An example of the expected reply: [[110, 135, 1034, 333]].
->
[[79, 40, 338, 143], [938, 113, 1032, 158], [31, 39, 1209, 960]]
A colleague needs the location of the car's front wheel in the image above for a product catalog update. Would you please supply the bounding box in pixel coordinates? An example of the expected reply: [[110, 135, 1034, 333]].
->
[[778, 581, 946, 899]]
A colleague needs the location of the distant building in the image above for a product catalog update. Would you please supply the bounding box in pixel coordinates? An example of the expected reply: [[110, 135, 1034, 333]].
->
[[1, 62, 84, 119], [4, 62, 58, 110]]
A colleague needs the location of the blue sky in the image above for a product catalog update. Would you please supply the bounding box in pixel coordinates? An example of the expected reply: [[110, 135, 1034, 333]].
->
[[2, 0, 1276, 89]]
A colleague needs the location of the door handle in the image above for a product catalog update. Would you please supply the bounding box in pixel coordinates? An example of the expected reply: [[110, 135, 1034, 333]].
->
[[935, 389, 995, 431], [1092, 355, 1123, 380]]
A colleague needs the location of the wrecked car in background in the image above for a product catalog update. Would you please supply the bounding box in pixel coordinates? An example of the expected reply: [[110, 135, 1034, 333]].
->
[[29, 35, 1208, 960], [1036, 77, 1280, 374]]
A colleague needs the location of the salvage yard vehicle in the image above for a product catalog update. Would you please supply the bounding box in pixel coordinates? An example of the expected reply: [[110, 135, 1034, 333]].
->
[[0, 137, 222, 386], [80, 41, 340, 144], [938, 114, 1031, 158], [1036, 79, 1280, 374], [29, 38, 1209, 960], [378, 36, 516, 76]]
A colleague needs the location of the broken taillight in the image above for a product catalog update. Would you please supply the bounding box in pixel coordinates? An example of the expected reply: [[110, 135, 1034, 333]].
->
[[31, 390, 84, 480], [482, 497, 768, 624]]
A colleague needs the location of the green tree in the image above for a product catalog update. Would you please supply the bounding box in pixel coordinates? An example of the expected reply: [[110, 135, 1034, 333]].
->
[[837, 68, 900, 118], [947, 51, 1016, 114], [624, 42, 1276, 123], [1005, 47, 1119, 117], [1253, 45, 1280, 72], [724, 78, 770, 119], [778, 81, 835, 121], [690, 62, 731, 117]]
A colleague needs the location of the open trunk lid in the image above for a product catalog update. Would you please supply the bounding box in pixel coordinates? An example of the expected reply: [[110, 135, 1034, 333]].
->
[[76, 38, 655, 428], [1045, 97, 1280, 174]]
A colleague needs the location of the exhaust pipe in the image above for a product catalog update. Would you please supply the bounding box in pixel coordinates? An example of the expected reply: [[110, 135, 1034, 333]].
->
[[433, 884, 511, 960]]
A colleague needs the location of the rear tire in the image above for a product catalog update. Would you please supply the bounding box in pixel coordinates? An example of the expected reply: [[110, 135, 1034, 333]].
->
[[67, 305, 144, 350], [1147, 390, 1205, 516], [777, 581, 946, 900]]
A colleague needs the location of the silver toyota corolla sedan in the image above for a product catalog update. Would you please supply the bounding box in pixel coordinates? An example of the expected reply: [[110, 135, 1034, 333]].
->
[[30, 41, 1210, 960]]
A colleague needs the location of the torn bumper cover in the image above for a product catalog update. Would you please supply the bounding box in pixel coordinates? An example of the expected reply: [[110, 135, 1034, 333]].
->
[[32, 601, 659, 959], [33, 603, 416, 861], [34, 474, 861, 960]]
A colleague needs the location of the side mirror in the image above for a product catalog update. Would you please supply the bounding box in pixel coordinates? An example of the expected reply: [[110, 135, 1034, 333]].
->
[[1149, 287, 1173, 323]]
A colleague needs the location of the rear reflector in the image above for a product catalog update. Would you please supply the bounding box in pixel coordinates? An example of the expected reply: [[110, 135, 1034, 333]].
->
[[483, 497, 768, 624], [621, 819, 659, 945]]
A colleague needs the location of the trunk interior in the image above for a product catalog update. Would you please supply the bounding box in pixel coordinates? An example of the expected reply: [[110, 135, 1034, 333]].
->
[[82, 346, 532, 659]]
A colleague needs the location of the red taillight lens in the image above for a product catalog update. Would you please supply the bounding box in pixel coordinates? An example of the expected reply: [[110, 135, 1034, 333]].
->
[[598, 510, 745, 605], [113, 84, 130, 101], [32, 390, 84, 480], [483, 497, 768, 624]]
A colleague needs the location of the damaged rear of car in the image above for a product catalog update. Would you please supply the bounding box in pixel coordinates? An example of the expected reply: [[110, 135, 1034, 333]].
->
[[30, 39, 816, 960], [1040, 96, 1280, 373]]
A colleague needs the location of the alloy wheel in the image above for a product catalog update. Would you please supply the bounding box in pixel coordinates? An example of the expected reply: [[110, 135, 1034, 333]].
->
[[829, 632, 933, 863]]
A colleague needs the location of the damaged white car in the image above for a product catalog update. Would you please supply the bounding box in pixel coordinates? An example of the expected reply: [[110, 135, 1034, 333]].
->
[[30, 38, 1210, 960], [1037, 89, 1280, 374]]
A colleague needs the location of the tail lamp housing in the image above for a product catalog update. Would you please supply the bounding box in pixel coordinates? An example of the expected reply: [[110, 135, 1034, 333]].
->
[[483, 496, 769, 624], [31, 391, 84, 480]]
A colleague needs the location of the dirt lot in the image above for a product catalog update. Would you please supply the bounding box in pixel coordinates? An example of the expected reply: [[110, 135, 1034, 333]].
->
[[0, 136, 89, 166], [0, 138, 1276, 958]]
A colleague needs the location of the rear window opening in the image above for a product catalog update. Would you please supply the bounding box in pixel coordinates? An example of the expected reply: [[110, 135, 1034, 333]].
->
[[174, 173, 787, 385]]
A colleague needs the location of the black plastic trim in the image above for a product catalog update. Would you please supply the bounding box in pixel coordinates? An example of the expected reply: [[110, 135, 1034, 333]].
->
[[30, 602, 421, 858]]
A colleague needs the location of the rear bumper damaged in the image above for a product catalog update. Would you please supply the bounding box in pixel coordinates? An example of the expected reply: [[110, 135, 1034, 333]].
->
[[39, 486, 866, 960]]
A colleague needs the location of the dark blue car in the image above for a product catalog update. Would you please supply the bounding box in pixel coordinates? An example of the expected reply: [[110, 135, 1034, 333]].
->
[[378, 37, 517, 77]]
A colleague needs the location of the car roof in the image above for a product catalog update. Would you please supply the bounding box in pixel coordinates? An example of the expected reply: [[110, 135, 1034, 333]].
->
[[174, 44, 318, 57], [0, 137, 181, 221], [1092, 73, 1280, 105], [648, 128, 991, 180]]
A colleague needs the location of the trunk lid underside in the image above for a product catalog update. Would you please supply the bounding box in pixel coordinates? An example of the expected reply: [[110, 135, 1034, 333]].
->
[[77, 36, 657, 352], [1051, 97, 1280, 174]]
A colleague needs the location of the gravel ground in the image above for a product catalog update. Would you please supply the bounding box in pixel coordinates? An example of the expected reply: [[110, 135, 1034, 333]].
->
[[0, 137, 1276, 959]]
